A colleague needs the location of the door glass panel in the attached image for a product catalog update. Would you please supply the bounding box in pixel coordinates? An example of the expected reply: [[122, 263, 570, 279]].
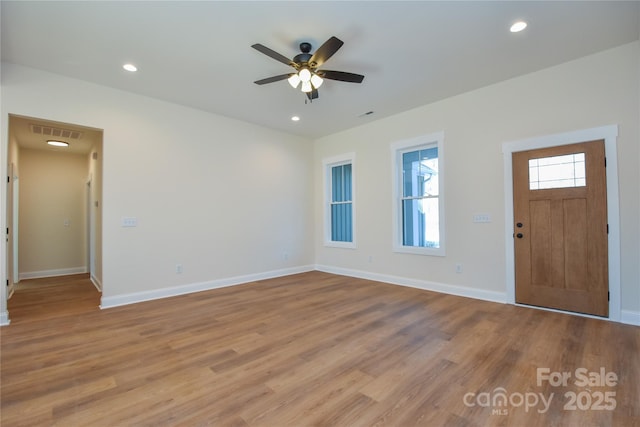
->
[[529, 153, 585, 190]]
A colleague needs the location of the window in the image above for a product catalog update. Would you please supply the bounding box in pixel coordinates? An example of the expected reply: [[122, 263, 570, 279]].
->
[[529, 153, 585, 190], [391, 132, 445, 256], [323, 153, 355, 248]]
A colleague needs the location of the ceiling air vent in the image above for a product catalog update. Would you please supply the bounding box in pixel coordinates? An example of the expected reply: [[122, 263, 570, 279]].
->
[[30, 124, 83, 140]]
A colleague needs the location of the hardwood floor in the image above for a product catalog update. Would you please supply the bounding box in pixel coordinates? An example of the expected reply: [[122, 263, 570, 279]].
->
[[2, 272, 639, 426]]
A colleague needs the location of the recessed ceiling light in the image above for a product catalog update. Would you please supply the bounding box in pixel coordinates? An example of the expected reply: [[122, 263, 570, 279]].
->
[[510, 21, 527, 33], [47, 140, 69, 147], [291, 116, 300, 122], [123, 63, 138, 72]]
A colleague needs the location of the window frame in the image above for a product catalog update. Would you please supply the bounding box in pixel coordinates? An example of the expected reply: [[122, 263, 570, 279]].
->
[[391, 132, 445, 256], [323, 153, 356, 249]]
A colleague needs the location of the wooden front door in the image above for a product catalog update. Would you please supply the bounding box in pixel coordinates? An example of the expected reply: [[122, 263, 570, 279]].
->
[[512, 140, 608, 317]]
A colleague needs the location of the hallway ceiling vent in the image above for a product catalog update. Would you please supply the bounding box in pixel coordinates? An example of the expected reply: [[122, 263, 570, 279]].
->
[[30, 124, 83, 140]]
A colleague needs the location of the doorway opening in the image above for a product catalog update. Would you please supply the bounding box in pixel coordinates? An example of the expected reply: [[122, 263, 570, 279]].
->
[[5, 115, 103, 321]]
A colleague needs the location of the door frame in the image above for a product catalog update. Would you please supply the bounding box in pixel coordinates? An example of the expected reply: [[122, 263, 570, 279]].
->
[[502, 125, 620, 321], [11, 163, 19, 286], [87, 175, 96, 283]]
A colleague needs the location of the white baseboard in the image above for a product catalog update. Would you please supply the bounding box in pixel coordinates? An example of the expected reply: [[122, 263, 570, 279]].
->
[[0, 310, 10, 326], [100, 265, 315, 309], [19, 267, 88, 281], [314, 264, 508, 304], [621, 310, 640, 326], [13, 262, 634, 327], [90, 274, 102, 292]]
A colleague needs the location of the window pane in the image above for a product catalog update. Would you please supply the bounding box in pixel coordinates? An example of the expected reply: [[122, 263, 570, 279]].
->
[[402, 147, 438, 198], [343, 164, 352, 201], [528, 153, 586, 190], [402, 198, 439, 248], [402, 150, 419, 197], [332, 165, 342, 202], [331, 164, 352, 203], [331, 202, 352, 242]]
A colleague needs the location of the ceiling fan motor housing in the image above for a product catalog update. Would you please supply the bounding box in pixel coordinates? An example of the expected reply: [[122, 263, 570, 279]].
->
[[294, 54, 313, 68]]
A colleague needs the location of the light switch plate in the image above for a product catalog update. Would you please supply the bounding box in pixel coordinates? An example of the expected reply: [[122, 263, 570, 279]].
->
[[473, 213, 491, 223], [121, 217, 138, 227]]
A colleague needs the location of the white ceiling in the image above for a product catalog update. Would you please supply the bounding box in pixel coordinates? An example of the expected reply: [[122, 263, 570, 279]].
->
[[2, 1, 639, 142]]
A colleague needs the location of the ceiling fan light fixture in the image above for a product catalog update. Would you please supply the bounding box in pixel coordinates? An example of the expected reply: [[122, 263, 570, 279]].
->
[[298, 68, 312, 83], [301, 80, 313, 93], [310, 73, 323, 89], [288, 74, 301, 88]]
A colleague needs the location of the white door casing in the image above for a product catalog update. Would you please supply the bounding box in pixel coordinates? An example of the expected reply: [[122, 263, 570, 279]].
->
[[502, 125, 620, 321]]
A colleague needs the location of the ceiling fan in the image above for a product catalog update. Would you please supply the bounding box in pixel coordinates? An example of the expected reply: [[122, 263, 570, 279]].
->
[[252, 36, 364, 101]]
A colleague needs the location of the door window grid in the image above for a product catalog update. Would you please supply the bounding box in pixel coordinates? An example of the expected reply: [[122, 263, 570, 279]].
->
[[529, 153, 585, 190]]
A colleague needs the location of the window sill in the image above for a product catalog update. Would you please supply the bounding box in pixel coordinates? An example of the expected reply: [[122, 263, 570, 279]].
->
[[393, 245, 445, 257], [325, 241, 357, 249]]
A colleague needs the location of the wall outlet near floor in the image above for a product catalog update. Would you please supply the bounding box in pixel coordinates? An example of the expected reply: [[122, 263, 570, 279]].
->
[[455, 263, 463, 274], [282, 252, 289, 261], [176, 264, 183, 274]]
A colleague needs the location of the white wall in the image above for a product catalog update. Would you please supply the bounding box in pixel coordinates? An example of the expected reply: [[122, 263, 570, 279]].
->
[[1, 63, 314, 310], [1, 42, 637, 324], [19, 148, 88, 277], [314, 42, 640, 315]]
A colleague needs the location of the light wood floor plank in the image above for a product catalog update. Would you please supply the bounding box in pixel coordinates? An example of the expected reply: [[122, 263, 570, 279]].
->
[[2, 271, 639, 426]]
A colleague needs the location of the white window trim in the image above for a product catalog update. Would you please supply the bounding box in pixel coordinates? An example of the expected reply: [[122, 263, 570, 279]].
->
[[391, 132, 445, 256], [323, 152, 356, 249]]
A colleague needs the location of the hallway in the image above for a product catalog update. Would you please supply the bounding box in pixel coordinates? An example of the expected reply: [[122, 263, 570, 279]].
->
[[7, 274, 100, 324]]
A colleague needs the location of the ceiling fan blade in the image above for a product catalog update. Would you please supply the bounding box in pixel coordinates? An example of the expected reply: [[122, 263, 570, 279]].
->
[[309, 36, 343, 68], [254, 74, 292, 85], [317, 70, 365, 83], [251, 44, 295, 67]]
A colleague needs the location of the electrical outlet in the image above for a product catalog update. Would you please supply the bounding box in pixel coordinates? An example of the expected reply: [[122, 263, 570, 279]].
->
[[176, 264, 183, 274], [455, 263, 463, 274]]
